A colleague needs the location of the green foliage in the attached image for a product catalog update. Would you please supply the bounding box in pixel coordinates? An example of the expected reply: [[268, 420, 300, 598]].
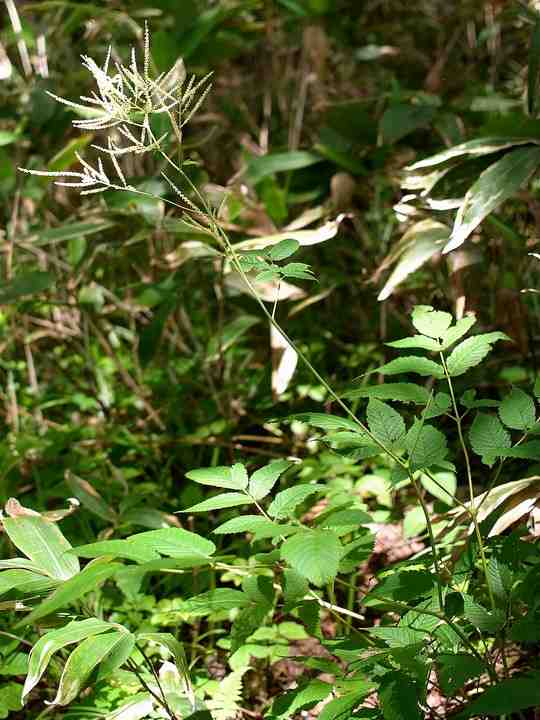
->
[[456, 672, 540, 718], [446, 147, 540, 252], [2, 4, 540, 719]]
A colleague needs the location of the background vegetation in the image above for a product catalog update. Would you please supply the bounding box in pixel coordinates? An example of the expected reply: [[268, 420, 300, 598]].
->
[[1, 0, 540, 718]]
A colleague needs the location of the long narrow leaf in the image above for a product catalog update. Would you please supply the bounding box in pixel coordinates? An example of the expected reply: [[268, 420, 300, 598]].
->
[[17, 560, 121, 627], [1, 515, 79, 581], [23, 618, 114, 699], [445, 147, 540, 252]]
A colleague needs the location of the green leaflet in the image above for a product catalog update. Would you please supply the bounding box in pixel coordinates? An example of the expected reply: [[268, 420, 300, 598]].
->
[[245, 150, 322, 184], [405, 136, 539, 172], [379, 671, 422, 720], [376, 356, 444, 378], [49, 630, 132, 706], [484, 441, 540, 460], [499, 388, 536, 430], [423, 392, 451, 419], [18, 560, 122, 627], [456, 672, 540, 718], [403, 506, 427, 538], [379, 103, 436, 145], [367, 398, 406, 446], [182, 492, 253, 512], [318, 689, 371, 720], [440, 314, 477, 349], [469, 413, 511, 466], [282, 569, 309, 606], [288, 412, 361, 432], [185, 464, 249, 490], [207, 318, 259, 360], [487, 556, 513, 603], [248, 460, 292, 500], [387, 335, 441, 351], [268, 238, 300, 261], [377, 220, 449, 301], [96, 632, 135, 681], [181, 589, 250, 615], [405, 420, 448, 471], [363, 569, 434, 607], [420, 471, 456, 505], [213, 515, 296, 540], [342, 382, 430, 404], [70, 539, 160, 563], [137, 632, 190, 680], [36, 221, 114, 246], [64, 472, 116, 522], [411, 305, 452, 338], [319, 508, 372, 536], [462, 594, 505, 632], [230, 604, 269, 653], [437, 653, 485, 695], [0, 569, 57, 597], [0, 271, 55, 303], [446, 332, 509, 377], [267, 679, 331, 720], [268, 484, 325, 519], [128, 528, 216, 558], [0, 683, 22, 718], [281, 529, 342, 586]]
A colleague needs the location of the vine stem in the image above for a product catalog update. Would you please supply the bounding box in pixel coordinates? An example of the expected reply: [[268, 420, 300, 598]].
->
[[439, 353, 496, 611]]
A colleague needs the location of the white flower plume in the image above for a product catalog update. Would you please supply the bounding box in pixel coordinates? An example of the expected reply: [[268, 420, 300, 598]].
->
[[19, 23, 212, 196]]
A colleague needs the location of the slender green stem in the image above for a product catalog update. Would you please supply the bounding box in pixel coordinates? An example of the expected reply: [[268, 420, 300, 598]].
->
[[409, 472, 444, 610], [136, 643, 176, 718], [215, 224, 405, 467], [127, 658, 174, 718], [129, 145, 400, 468], [439, 353, 496, 611]]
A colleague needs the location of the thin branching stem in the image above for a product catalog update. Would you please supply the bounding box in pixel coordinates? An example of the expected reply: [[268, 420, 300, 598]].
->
[[439, 352, 496, 612]]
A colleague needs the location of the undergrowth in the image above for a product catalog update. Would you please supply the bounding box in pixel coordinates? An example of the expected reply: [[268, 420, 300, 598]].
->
[[1, 11, 540, 720]]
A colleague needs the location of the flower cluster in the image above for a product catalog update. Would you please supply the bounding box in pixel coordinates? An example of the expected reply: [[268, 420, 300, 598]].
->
[[20, 24, 211, 195]]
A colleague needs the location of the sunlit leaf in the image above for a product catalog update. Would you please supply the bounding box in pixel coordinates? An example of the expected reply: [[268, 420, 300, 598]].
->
[[377, 220, 449, 301], [1, 513, 79, 581], [18, 560, 121, 627], [281, 530, 342, 586], [23, 619, 114, 699], [445, 146, 540, 252], [49, 630, 132, 706]]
